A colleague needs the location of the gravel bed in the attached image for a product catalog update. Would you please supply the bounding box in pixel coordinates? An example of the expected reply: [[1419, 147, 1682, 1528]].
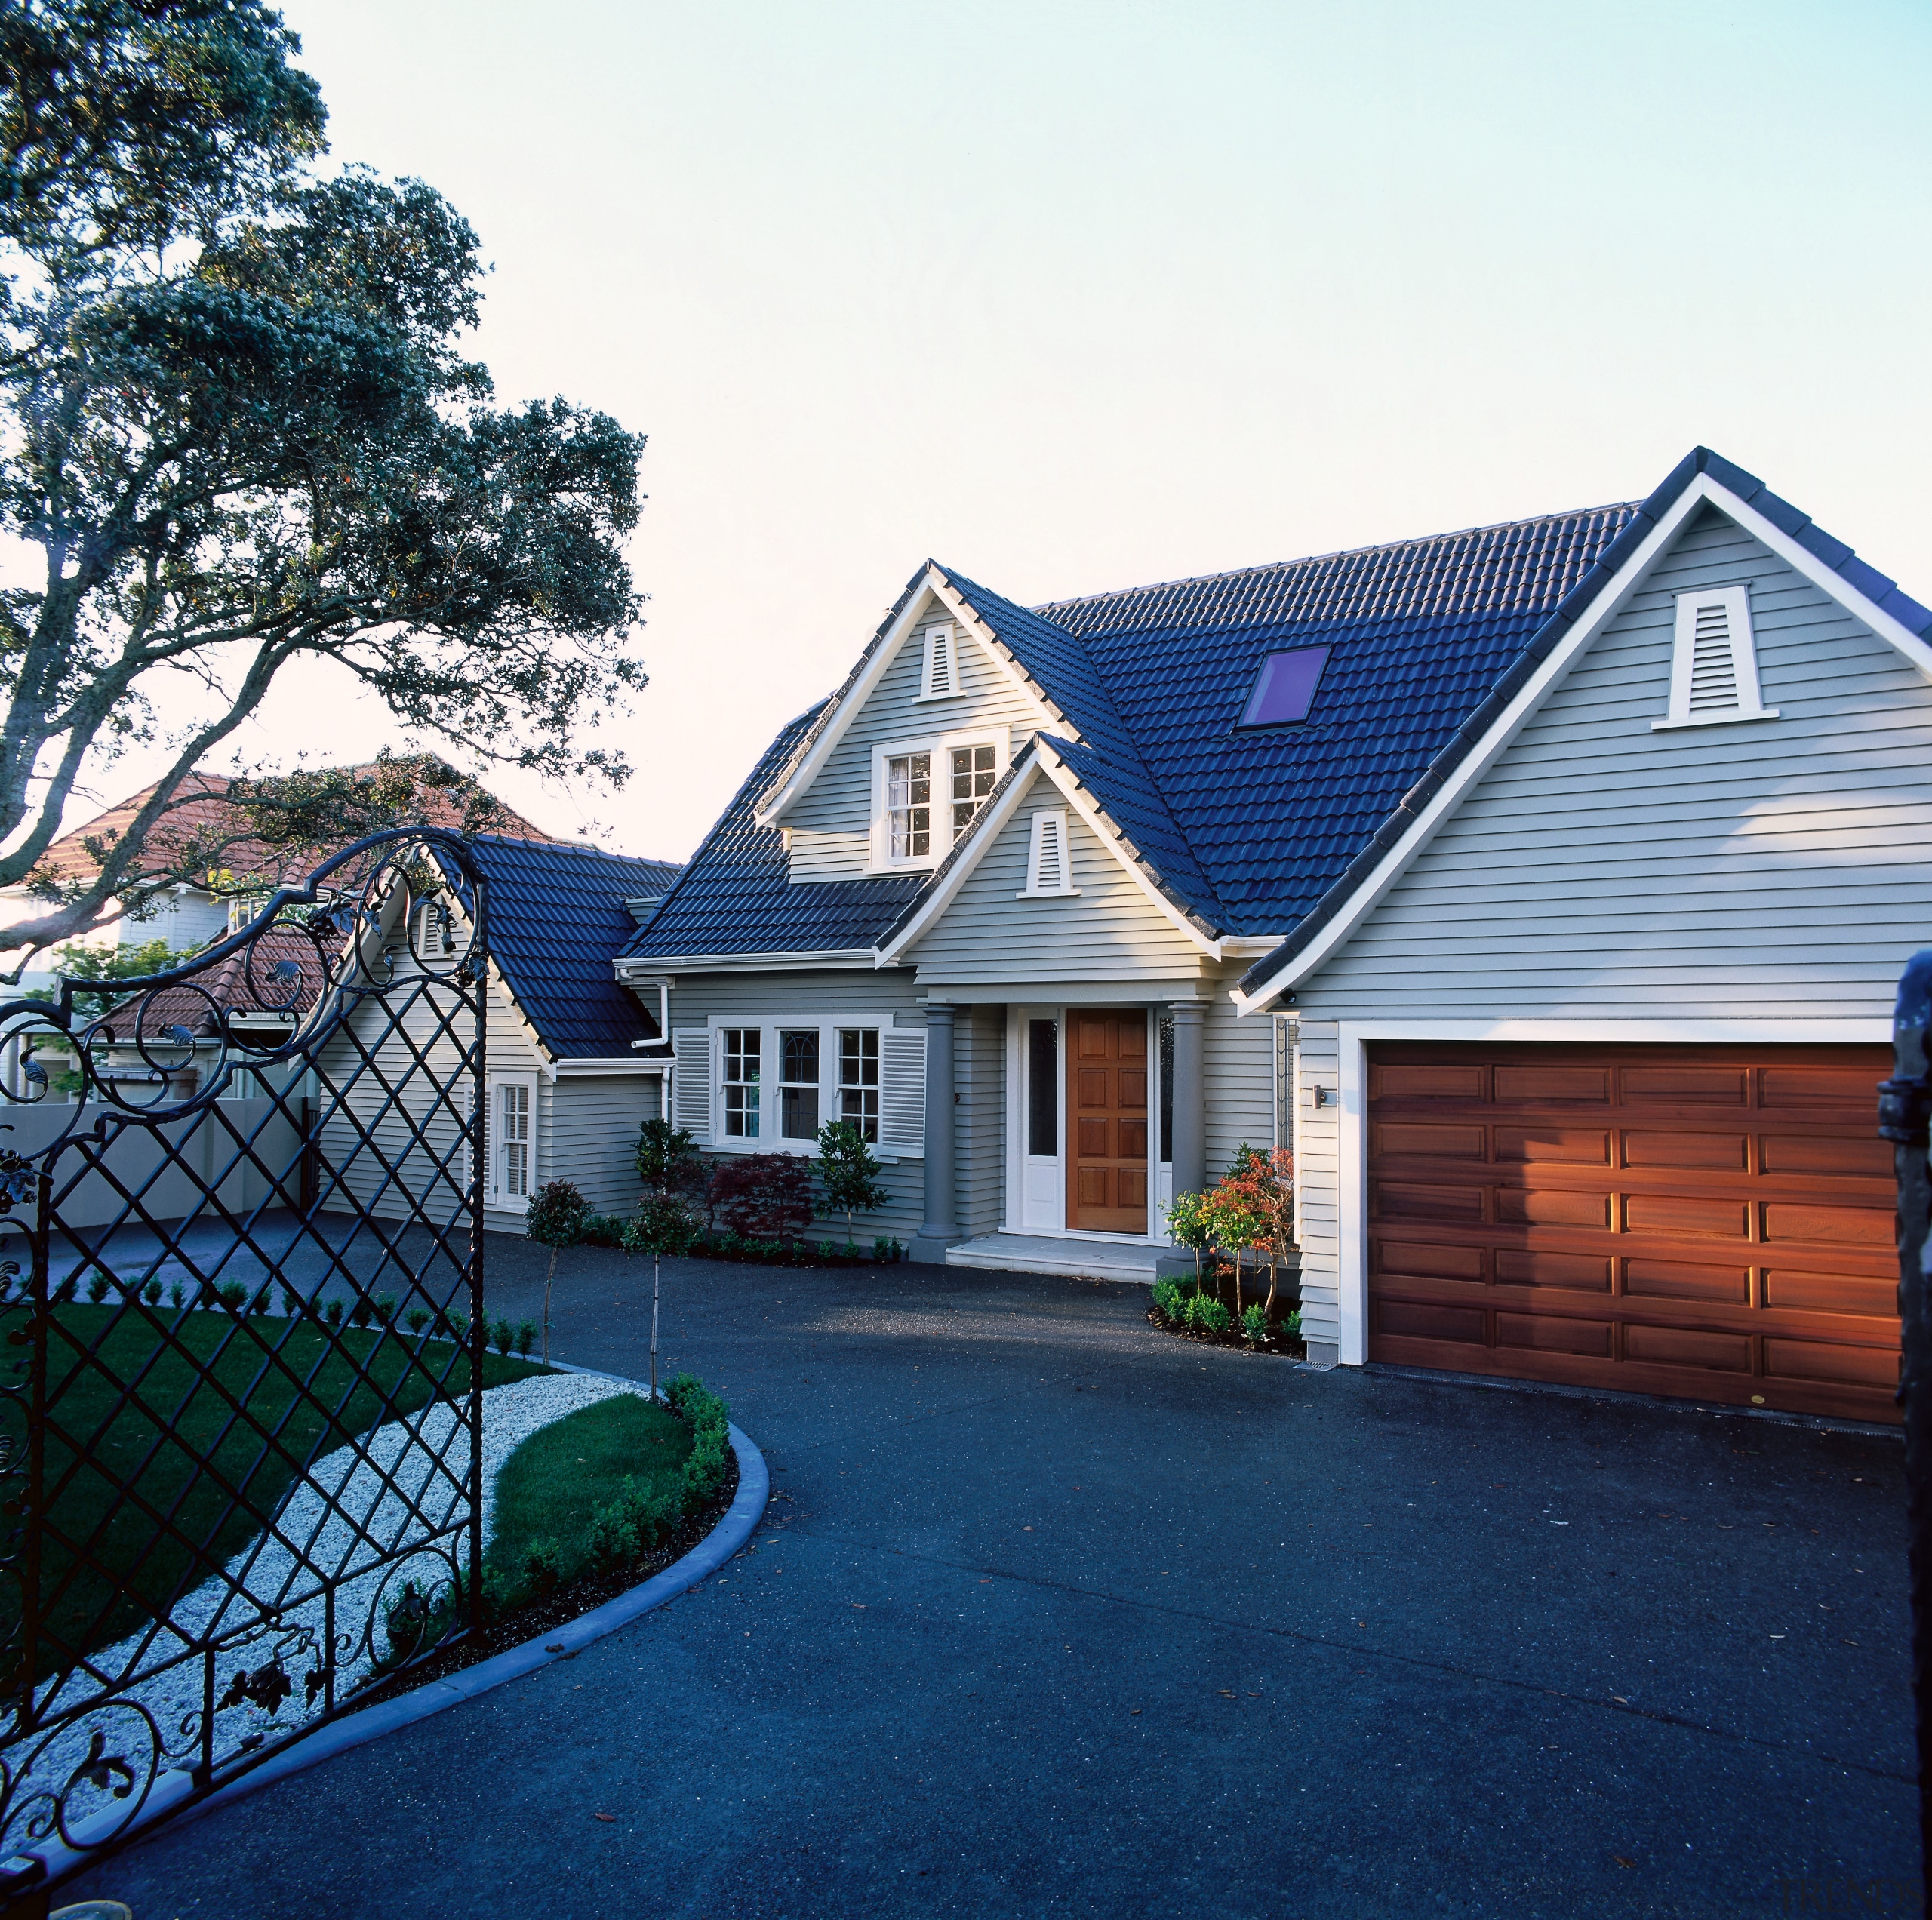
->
[[5, 1370, 645, 1834]]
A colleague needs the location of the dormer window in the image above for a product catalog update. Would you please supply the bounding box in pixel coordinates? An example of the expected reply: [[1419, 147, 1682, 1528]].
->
[[1237, 645, 1330, 728], [919, 623, 961, 700], [872, 731, 1005, 869], [1653, 586, 1777, 730], [887, 751, 932, 858]]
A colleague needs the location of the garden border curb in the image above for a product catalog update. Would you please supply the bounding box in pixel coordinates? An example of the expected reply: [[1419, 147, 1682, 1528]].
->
[[26, 1367, 767, 1894]]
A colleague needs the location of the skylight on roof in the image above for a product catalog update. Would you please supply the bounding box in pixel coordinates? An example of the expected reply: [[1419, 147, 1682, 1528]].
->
[[1238, 645, 1330, 728]]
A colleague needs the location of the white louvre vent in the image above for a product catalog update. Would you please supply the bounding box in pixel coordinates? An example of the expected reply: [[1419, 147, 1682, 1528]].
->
[[1654, 584, 1776, 731], [920, 623, 959, 700], [671, 1028, 712, 1139], [878, 1029, 927, 1157], [1019, 808, 1078, 897]]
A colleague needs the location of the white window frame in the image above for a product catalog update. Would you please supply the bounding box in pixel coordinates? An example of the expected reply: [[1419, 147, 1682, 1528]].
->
[[1653, 583, 1777, 731], [918, 622, 961, 701], [706, 1014, 903, 1157], [485, 1072, 538, 1212], [868, 729, 1007, 872], [1018, 808, 1078, 897]]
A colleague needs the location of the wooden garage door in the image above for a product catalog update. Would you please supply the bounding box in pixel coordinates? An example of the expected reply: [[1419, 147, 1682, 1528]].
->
[[1367, 1043, 1898, 1424]]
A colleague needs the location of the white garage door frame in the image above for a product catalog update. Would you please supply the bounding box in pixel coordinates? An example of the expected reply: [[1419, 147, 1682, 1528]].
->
[[1331, 1017, 1891, 1368]]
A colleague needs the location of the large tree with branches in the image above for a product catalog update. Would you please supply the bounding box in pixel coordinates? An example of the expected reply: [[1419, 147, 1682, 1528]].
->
[[0, 0, 648, 964]]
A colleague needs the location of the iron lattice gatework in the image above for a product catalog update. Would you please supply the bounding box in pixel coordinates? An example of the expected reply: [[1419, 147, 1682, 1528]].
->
[[0, 829, 490, 1895]]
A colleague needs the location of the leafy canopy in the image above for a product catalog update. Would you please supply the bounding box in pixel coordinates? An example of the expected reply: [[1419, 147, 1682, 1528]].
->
[[0, 1, 647, 963]]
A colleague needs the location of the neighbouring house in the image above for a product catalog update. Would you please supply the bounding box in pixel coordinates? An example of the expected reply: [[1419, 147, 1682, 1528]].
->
[[0, 763, 555, 992], [316, 832, 681, 1233], [617, 446, 1920, 1424]]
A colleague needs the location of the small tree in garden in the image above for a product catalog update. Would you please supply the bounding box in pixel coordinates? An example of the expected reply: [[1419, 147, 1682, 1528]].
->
[[1198, 1172, 1270, 1318], [630, 1119, 704, 1399], [1164, 1189, 1211, 1289], [815, 1119, 888, 1250], [525, 1180, 590, 1365]]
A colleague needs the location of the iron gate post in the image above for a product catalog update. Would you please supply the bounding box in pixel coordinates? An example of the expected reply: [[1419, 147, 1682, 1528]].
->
[[1881, 946, 1932, 1906]]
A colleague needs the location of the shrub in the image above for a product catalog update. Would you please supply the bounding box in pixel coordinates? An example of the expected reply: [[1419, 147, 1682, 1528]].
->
[[682, 1432, 728, 1508], [1240, 1302, 1267, 1346], [447, 1311, 470, 1346], [815, 1119, 887, 1242], [525, 1180, 591, 1251], [513, 1319, 537, 1359], [168, 1278, 184, 1309], [249, 1285, 272, 1315], [218, 1281, 248, 1311], [280, 1282, 304, 1317], [406, 1306, 431, 1335], [52, 1275, 75, 1303], [491, 1315, 514, 1356], [372, 1292, 396, 1326], [1186, 1294, 1230, 1334], [706, 1153, 814, 1242], [872, 1236, 900, 1264], [349, 1294, 372, 1329], [521, 1537, 565, 1595], [142, 1278, 163, 1306], [580, 1212, 627, 1248], [85, 1272, 109, 1304], [324, 1297, 345, 1330], [586, 1475, 678, 1570], [1152, 1277, 1183, 1324], [1284, 1309, 1303, 1340]]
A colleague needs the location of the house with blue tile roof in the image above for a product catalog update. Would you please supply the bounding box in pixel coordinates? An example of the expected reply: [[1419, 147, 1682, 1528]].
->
[[323, 833, 681, 1229], [617, 448, 1923, 1423]]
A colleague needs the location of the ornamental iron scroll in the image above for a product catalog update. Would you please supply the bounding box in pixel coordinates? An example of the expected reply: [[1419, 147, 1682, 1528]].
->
[[0, 829, 489, 1899]]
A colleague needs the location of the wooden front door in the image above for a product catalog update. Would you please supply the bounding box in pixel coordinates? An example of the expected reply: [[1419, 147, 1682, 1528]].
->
[[1365, 1042, 1899, 1423], [1068, 1010, 1149, 1233]]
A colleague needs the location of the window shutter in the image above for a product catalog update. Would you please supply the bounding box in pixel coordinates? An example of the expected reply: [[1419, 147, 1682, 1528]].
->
[[921, 623, 958, 699], [878, 1029, 927, 1157], [672, 1028, 712, 1139], [1657, 586, 1774, 729]]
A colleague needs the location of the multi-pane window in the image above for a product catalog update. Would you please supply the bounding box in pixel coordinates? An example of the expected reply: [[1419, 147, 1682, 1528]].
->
[[888, 752, 931, 860], [838, 1027, 880, 1141], [779, 1028, 820, 1140], [721, 1028, 761, 1138], [499, 1082, 530, 1197], [951, 743, 996, 840]]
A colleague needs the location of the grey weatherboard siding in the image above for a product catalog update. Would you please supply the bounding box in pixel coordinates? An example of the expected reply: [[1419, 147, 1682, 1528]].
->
[[1297, 502, 1932, 1020]]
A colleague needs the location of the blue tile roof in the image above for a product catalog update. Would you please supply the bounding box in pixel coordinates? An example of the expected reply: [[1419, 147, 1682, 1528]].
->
[[461, 835, 682, 1057], [626, 448, 1926, 971], [618, 706, 928, 962], [1235, 445, 1932, 994]]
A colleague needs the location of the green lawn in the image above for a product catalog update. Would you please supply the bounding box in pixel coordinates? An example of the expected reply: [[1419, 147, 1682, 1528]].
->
[[487, 1394, 691, 1589], [23, 1305, 546, 1671]]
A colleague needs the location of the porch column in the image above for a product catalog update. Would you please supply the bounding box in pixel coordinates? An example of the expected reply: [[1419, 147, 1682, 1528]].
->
[[1168, 1000, 1207, 1195], [912, 1002, 960, 1262]]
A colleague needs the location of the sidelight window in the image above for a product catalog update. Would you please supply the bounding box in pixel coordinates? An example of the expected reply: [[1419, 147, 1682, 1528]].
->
[[779, 1028, 820, 1140], [721, 1028, 761, 1138], [838, 1027, 880, 1141]]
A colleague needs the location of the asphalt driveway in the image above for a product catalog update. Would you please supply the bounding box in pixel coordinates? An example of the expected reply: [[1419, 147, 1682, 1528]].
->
[[72, 1245, 1911, 1918]]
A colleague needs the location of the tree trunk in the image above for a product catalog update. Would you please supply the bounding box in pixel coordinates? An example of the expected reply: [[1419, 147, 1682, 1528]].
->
[[651, 1251, 660, 1401], [542, 1245, 558, 1365]]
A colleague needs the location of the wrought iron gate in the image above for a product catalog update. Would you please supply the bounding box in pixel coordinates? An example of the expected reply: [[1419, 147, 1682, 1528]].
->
[[0, 829, 488, 1898]]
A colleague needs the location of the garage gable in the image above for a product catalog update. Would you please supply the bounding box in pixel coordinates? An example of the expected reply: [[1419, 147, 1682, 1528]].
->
[[1296, 499, 1932, 1022]]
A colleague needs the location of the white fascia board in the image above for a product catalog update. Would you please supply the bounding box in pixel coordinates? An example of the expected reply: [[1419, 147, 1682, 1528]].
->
[[753, 571, 942, 827], [924, 577, 1077, 743], [1229, 469, 1923, 1017], [553, 1056, 669, 1076], [484, 956, 558, 1076], [874, 744, 1222, 965]]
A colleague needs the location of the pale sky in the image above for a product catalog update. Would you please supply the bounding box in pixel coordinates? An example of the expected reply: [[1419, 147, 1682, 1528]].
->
[[51, 2, 1932, 860]]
